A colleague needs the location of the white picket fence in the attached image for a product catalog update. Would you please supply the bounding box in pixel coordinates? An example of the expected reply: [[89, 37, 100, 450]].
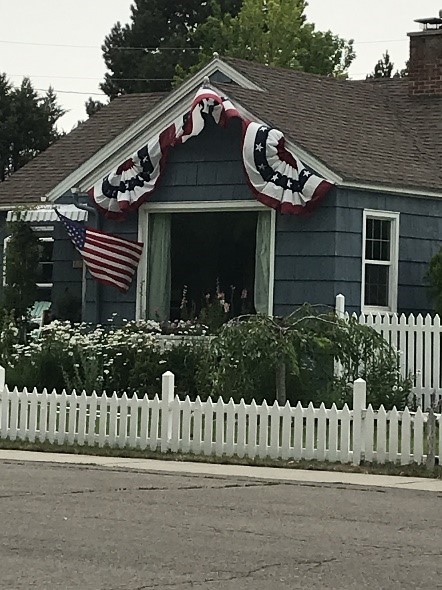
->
[[336, 294, 442, 410], [0, 369, 440, 466]]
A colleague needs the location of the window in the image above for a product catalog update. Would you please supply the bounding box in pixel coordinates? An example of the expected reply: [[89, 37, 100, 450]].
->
[[36, 237, 54, 297], [3, 232, 54, 301], [362, 210, 399, 312], [136, 202, 275, 321]]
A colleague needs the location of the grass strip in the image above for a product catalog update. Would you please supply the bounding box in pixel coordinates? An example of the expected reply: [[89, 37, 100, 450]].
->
[[0, 438, 440, 479]]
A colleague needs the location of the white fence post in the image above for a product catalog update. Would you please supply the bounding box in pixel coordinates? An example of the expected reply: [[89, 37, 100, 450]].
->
[[352, 378, 367, 465], [161, 371, 175, 452], [335, 294, 345, 319], [0, 365, 5, 434]]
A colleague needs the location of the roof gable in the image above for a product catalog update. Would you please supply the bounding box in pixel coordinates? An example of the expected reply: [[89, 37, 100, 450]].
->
[[0, 57, 440, 207]]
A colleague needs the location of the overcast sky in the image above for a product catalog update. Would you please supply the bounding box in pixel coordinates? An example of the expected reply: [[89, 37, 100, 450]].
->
[[0, 0, 440, 132]]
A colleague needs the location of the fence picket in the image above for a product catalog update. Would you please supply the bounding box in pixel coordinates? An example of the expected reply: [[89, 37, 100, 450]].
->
[[225, 398, 235, 457], [315, 404, 326, 461], [47, 390, 58, 444], [327, 405, 338, 462], [57, 390, 68, 445], [246, 400, 258, 459], [98, 394, 108, 448], [17, 389, 28, 441], [117, 394, 129, 448], [269, 401, 280, 460], [87, 392, 98, 446], [27, 389, 38, 443], [127, 396, 139, 448], [388, 407, 399, 463], [149, 395, 160, 450], [413, 408, 424, 464], [8, 388, 19, 441], [376, 405, 387, 463], [170, 397, 181, 453], [215, 398, 225, 457], [181, 397, 192, 453], [203, 398, 214, 456], [236, 399, 247, 458], [38, 389, 49, 442], [280, 402, 291, 460], [77, 391, 87, 446], [305, 403, 315, 460], [401, 408, 412, 465], [340, 405, 351, 463], [258, 401, 269, 458], [293, 403, 303, 460], [67, 391, 78, 445], [438, 413, 442, 461], [191, 397, 203, 455], [364, 405, 375, 463], [139, 395, 150, 450]]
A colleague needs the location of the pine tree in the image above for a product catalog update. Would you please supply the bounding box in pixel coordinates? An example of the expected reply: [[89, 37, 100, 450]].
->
[[0, 76, 64, 181], [3, 220, 40, 322], [100, 0, 243, 98]]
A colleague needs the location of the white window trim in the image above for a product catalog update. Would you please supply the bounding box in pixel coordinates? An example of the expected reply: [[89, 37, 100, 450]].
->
[[361, 209, 400, 313], [3, 235, 54, 290], [36, 236, 54, 290], [136, 200, 275, 320]]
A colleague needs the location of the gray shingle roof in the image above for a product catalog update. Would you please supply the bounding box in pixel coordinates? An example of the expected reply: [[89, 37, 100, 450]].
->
[[221, 58, 442, 193], [0, 58, 440, 207], [0, 93, 165, 205]]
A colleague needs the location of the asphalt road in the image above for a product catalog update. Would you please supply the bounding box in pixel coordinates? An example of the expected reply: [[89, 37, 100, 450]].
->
[[0, 460, 440, 590]]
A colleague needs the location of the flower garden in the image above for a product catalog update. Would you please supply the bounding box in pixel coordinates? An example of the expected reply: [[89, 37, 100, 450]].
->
[[0, 306, 412, 411]]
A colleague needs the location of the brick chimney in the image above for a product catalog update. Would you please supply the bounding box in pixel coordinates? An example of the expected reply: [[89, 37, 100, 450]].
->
[[408, 14, 442, 96]]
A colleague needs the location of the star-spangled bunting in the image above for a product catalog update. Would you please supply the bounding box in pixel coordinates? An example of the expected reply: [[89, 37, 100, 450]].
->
[[90, 87, 333, 218], [56, 210, 143, 293]]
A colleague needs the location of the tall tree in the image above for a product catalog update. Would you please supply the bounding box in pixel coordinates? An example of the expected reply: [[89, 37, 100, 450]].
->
[[367, 50, 408, 79], [101, 0, 242, 98], [185, 0, 355, 78], [0, 76, 64, 181], [367, 50, 394, 79], [3, 220, 40, 325]]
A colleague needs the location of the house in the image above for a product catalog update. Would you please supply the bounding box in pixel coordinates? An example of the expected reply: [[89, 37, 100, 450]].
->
[[0, 16, 441, 324]]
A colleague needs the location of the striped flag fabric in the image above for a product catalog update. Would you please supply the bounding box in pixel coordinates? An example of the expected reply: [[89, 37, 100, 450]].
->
[[56, 211, 143, 293]]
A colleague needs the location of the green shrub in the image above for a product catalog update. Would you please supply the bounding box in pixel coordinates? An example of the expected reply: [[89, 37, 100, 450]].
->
[[5, 308, 412, 409]]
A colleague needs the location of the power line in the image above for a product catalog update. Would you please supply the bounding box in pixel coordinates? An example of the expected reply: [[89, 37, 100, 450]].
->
[[8, 73, 175, 82], [0, 38, 408, 50]]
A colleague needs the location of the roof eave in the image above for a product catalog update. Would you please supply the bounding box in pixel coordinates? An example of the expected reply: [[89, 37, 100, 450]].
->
[[45, 58, 264, 202]]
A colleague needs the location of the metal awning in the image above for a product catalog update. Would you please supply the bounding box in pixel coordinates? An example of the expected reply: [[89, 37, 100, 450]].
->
[[6, 204, 88, 223]]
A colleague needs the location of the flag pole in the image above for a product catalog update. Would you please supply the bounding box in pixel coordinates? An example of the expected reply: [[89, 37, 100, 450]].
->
[[70, 187, 102, 324]]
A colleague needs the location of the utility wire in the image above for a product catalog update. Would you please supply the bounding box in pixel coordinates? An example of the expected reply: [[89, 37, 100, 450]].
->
[[0, 38, 407, 49]]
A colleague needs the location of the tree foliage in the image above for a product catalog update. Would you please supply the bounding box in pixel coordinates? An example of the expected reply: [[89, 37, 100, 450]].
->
[[366, 50, 409, 79], [101, 0, 355, 98], [3, 220, 40, 323], [181, 0, 355, 80], [0, 75, 64, 181], [100, 0, 242, 98], [84, 97, 106, 117], [426, 248, 442, 315]]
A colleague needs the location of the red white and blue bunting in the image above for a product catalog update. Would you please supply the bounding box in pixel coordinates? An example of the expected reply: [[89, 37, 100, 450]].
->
[[90, 87, 333, 218]]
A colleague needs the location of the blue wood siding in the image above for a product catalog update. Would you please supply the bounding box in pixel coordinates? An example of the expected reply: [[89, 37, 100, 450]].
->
[[77, 122, 442, 320], [333, 188, 442, 315]]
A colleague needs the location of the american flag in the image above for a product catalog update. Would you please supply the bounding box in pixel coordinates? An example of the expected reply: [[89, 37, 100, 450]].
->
[[56, 211, 143, 293]]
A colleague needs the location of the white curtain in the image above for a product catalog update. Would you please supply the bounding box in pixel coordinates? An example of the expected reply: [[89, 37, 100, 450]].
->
[[254, 211, 271, 314], [147, 213, 171, 321]]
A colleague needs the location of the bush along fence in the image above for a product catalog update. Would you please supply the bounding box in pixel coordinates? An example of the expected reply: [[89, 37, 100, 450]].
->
[[0, 368, 440, 467], [336, 294, 442, 410]]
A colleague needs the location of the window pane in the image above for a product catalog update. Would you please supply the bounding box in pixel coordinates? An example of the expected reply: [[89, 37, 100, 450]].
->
[[365, 264, 389, 307], [365, 218, 391, 261]]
